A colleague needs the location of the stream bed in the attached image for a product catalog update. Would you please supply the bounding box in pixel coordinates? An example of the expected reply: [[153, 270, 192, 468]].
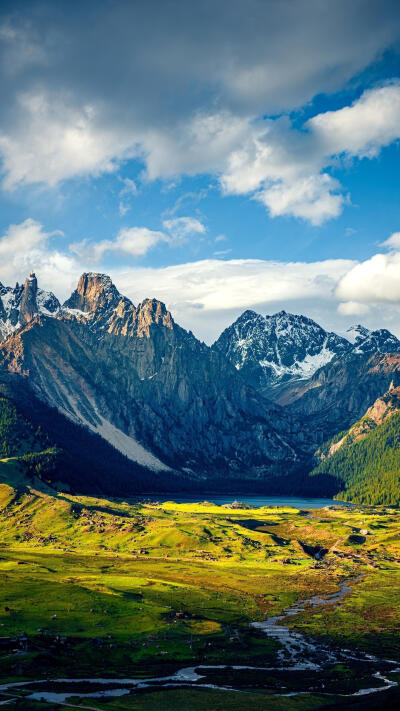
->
[[1, 577, 399, 704]]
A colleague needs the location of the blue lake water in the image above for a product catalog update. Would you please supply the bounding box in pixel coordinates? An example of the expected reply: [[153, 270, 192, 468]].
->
[[138, 495, 351, 509]]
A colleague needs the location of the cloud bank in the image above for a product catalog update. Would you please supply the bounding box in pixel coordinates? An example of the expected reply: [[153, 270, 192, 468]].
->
[[0, 1, 399, 223], [2, 219, 400, 342]]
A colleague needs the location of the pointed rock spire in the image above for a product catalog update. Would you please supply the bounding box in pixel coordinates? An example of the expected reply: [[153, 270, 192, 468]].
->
[[19, 272, 38, 326]]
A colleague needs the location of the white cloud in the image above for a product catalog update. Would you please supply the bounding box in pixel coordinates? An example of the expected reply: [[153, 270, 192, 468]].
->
[[0, 218, 77, 295], [0, 2, 398, 225], [71, 226, 169, 261], [0, 217, 54, 257], [213, 249, 232, 256], [337, 301, 370, 316], [162, 216, 206, 242], [336, 251, 400, 303], [309, 83, 400, 158], [381, 231, 400, 249], [118, 177, 138, 215], [258, 174, 344, 226], [71, 217, 206, 263], [0, 92, 136, 189], [116, 257, 354, 314], [219, 84, 400, 224]]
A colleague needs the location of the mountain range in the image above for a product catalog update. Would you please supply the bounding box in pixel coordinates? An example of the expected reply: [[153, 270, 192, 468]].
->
[[1, 270, 400, 503]]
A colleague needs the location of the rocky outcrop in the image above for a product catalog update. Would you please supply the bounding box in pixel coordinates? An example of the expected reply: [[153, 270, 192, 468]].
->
[[63, 273, 173, 338], [19, 272, 38, 326], [64, 273, 121, 314], [317, 382, 400, 459]]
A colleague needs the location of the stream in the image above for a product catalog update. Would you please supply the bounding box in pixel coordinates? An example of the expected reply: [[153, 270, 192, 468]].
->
[[1, 576, 399, 704]]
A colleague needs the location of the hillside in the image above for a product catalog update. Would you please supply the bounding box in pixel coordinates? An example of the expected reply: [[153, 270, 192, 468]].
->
[[311, 386, 400, 505], [0, 372, 184, 496]]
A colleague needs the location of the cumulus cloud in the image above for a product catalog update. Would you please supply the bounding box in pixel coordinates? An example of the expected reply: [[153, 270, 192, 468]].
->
[[309, 83, 400, 157], [0, 218, 77, 294], [220, 83, 400, 225], [71, 227, 169, 261], [0, 218, 56, 257], [71, 216, 206, 262], [162, 216, 206, 241], [336, 251, 400, 303], [0, 1, 398, 224], [259, 174, 344, 225], [0, 92, 136, 189], [381, 231, 400, 249]]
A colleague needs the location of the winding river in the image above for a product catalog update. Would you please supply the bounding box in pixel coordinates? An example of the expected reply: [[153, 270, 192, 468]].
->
[[1, 576, 399, 705]]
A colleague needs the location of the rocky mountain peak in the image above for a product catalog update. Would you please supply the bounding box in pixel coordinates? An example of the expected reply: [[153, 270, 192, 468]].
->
[[213, 309, 350, 397], [135, 298, 173, 335], [345, 323, 400, 354], [345, 324, 371, 344], [19, 272, 38, 326], [61, 274, 175, 341], [0, 273, 60, 341], [63, 272, 122, 314]]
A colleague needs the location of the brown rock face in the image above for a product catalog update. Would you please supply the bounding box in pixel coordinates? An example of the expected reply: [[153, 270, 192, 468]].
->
[[64, 273, 121, 314], [19, 272, 38, 326]]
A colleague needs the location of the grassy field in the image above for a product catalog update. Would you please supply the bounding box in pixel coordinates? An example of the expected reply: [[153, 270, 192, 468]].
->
[[0, 484, 400, 709]]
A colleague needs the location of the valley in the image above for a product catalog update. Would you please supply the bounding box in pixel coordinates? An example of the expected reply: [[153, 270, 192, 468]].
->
[[1, 272, 400, 709], [0, 487, 399, 709]]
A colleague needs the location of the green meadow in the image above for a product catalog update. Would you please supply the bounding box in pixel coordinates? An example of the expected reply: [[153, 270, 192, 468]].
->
[[0, 484, 400, 709]]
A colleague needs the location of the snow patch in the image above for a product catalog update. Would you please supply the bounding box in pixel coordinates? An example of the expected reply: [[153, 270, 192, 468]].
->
[[260, 344, 335, 383]]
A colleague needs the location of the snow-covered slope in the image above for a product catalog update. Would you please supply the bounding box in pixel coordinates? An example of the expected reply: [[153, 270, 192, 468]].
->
[[213, 310, 400, 398], [345, 324, 400, 354]]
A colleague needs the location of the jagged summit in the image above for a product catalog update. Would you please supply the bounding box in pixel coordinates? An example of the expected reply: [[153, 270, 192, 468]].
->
[[63, 272, 123, 314], [63, 273, 174, 338], [0, 272, 60, 341], [213, 309, 350, 397], [0, 271, 177, 344], [213, 309, 400, 398], [346, 324, 371, 344]]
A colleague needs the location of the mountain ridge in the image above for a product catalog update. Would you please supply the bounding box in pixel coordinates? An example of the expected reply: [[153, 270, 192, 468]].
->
[[1, 270, 400, 502], [212, 308, 400, 399], [0, 273, 310, 486]]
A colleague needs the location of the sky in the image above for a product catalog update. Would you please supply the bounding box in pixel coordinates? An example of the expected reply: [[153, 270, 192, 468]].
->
[[0, 0, 400, 343]]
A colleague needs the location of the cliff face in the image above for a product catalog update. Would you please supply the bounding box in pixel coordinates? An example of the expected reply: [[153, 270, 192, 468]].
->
[[0, 273, 308, 482]]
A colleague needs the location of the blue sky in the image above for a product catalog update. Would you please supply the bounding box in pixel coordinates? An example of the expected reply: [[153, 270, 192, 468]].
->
[[0, 0, 400, 342]]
